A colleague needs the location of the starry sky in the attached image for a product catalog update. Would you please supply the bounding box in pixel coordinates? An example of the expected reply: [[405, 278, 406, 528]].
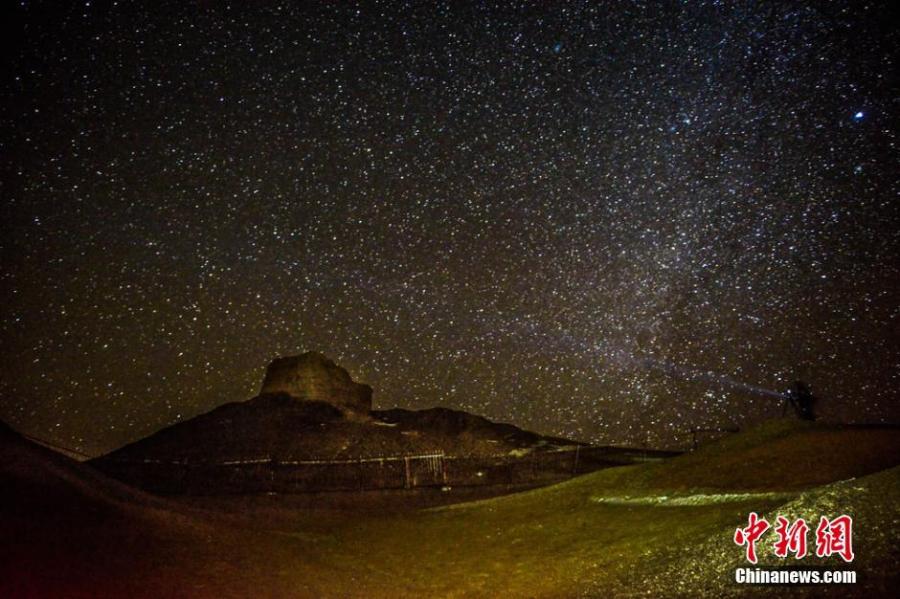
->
[[1, 1, 897, 455]]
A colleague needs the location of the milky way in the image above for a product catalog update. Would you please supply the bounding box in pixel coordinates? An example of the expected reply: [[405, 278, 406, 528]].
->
[[1, 1, 897, 454]]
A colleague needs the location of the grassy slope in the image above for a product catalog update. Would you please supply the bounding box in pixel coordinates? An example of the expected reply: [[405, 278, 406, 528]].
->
[[638, 465, 900, 598], [304, 420, 898, 598], [3, 419, 898, 598]]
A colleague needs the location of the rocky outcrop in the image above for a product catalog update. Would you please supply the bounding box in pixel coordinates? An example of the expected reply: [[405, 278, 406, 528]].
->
[[259, 352, 372, 414], [89, 352, 613, 496]]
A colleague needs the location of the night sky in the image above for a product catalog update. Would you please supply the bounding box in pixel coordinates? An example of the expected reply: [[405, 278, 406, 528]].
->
[[1, 1, 897, 455]]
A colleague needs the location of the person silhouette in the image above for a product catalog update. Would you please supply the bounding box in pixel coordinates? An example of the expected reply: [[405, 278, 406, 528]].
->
[[782, 381, 816, 421]]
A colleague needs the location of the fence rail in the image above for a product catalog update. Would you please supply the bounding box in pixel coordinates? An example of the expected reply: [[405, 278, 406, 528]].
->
[[96, 446, 670, 495]]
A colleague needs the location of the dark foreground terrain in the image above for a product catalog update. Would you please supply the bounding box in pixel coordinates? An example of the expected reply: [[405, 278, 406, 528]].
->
[[2, 419, 898, 598]]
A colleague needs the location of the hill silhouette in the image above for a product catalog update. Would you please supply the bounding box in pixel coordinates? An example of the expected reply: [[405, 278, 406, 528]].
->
[[88, 354, 614, 495], [92, 393, 577, 466]]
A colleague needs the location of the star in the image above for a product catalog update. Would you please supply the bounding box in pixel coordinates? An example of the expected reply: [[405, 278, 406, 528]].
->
[[0, 0, 896, 454]]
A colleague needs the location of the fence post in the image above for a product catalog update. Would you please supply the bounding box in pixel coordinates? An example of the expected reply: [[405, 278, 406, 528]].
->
[[404, 456, 412, 489], [572, 445, 580, 476]]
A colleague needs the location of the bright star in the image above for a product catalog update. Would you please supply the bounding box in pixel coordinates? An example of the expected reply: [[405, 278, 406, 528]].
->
[[853, 111, 864, 120]]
